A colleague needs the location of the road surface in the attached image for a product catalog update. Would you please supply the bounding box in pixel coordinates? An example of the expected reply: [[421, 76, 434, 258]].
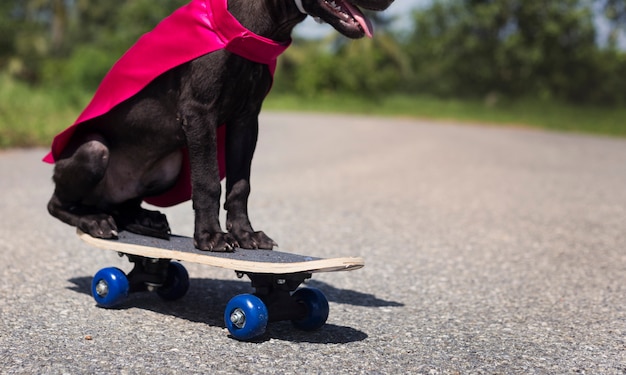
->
[[1, 112, 625, 373]]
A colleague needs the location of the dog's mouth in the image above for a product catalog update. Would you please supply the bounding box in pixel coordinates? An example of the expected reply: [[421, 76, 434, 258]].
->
[[301, 0, 377, 39], [324, 0, 374, 38]]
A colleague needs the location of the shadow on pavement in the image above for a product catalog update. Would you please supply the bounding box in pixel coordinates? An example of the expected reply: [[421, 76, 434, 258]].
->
[[305, 279, 404, 308], [67, 276, 372, 343]]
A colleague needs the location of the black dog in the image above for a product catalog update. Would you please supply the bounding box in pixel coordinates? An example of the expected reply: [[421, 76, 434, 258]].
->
[[47, 0, 393, 252]]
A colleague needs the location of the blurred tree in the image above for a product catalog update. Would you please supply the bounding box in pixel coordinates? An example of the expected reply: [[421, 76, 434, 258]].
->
[[405, 0, 623, 104], [2, 0, 625, 105], [275, 11, 411, 97], [1, 1, 47, 82], [47, 0, 187, 90], [1, 0, 186, 87], [0, 2, 19, 68], [603, 0, 626, 47]]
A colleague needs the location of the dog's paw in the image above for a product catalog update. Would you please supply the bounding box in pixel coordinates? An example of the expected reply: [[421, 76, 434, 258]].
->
[[135, 209, 170, 232], [231, 230, 277, 250], [121, 209, 170, 239], [78, 214, 118, 239], [194, 232, 238, 252]]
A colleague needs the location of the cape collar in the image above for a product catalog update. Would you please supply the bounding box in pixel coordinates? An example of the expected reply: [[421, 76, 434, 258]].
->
[[206, 0, 291, 64]]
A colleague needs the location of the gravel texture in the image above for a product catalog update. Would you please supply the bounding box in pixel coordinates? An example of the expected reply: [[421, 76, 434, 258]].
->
[[1, 112, 625, 374]]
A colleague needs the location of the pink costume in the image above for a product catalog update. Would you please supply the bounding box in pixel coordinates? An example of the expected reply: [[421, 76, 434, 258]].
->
[[43, 0, 290, 207]]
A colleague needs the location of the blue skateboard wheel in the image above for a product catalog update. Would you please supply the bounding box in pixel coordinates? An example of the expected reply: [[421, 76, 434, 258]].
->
[[91, 267, 129, 308], [157, 262, 190, 301], [224, 294, 268, 341], [291, 288, 329, 331]]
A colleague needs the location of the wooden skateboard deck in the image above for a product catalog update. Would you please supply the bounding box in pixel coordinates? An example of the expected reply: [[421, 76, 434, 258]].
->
[[78, 229, 364, 274], [79, 229, 364, 341]]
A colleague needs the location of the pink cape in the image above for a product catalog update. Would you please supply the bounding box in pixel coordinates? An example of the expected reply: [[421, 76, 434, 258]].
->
[[43, 0, 289, 207]]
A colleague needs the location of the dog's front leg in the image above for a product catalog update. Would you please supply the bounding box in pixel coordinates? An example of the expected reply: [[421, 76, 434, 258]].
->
[[224, 116, 277, 249], [183, 113, 237, 252]]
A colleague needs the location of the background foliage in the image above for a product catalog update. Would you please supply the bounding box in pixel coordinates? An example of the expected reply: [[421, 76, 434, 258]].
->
[[1, 0, 626, 148], [2, 0, 625, 104]]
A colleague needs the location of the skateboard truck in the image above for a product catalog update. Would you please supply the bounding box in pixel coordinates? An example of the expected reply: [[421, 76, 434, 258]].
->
[[91, 254, 191, 308], [224, 271, 330, 340], [245, 272, 312, 322], [126, 255, 171, 292]]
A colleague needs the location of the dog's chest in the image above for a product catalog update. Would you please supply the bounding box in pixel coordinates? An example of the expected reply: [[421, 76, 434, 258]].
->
[[219, 57, 273, 107]]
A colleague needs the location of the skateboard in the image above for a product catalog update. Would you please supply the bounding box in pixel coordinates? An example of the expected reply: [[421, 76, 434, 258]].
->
[[78, 229, 364, 340]]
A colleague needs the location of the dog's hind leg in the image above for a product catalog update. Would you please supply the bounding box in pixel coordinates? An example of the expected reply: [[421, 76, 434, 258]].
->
[[47, 136, 119, 238]]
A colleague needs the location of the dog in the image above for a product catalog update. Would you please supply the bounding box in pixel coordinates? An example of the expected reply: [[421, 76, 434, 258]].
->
[[45, 0, 394, 252]]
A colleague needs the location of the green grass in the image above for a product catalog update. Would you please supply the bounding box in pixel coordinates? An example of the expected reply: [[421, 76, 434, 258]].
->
[[264, 93, 626, 137], [2, 75, 625, 149], [0, 75, 88, 149]]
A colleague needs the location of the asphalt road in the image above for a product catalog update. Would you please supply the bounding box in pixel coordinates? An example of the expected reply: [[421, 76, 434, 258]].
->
[[1, 112, 625, 373]]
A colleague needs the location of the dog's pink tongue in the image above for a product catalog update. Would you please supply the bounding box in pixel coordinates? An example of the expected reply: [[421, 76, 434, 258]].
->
[[343, 1, 374, 38]]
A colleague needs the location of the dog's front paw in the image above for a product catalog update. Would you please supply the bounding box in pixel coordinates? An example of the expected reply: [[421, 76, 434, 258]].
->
[[78, 214, 118, 239], [194, 231, 238, 252], [231, 230, 277, 250]]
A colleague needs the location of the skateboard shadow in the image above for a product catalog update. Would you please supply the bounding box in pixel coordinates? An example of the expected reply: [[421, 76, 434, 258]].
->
[[67, 276, 371, 343], [67, 276, 261, 329], [304, 280, 404, 308]]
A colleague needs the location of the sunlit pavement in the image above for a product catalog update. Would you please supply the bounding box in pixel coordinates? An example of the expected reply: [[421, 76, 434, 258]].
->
[[1, 112, 625, 373]]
